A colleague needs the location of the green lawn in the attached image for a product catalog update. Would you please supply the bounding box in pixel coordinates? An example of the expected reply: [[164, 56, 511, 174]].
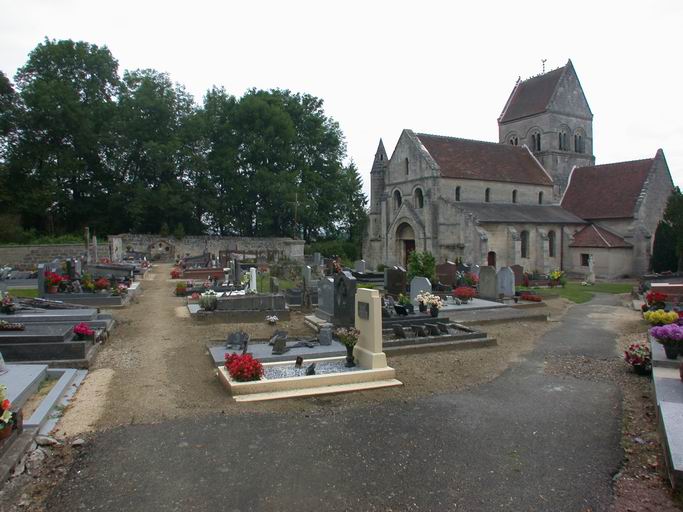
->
[[256, 276, 296, 293], [517, 281, 633, 304], [6, 287, 39, 298]]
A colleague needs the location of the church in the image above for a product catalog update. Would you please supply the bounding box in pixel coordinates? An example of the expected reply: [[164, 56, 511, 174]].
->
[[363, 60, 675, 279]]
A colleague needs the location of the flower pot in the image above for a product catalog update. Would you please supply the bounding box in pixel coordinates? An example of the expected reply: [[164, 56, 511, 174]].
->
[[430, 306, 439, 318], [0, 425, 12, 441], [345, 345, 356, 368], [47, 286, 58, 294], [418, 302, 426, 313], [633, 364, 652, 376], [663, 343, 678, 360]]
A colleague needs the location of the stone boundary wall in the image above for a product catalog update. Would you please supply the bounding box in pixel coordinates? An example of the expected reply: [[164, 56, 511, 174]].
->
[[110, 234, 305, 263], [0, 243, 109, 270]]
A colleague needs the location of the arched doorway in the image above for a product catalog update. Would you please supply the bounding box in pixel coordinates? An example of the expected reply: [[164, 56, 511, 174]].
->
[[396, 223, 415, 267], [487, 251, 496, 267]]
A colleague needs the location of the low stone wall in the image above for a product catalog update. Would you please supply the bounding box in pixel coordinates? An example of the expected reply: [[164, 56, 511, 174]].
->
[[0, 244, 109, 270]]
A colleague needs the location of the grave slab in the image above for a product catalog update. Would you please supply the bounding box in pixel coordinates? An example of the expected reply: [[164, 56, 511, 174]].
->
[[208, 340, 347, 366], [0, 364, 48, 409], [0, 324, 73, 344]]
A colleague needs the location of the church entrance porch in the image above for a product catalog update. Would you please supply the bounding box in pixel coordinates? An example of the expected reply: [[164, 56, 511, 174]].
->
[[396, 222, 416, 267]]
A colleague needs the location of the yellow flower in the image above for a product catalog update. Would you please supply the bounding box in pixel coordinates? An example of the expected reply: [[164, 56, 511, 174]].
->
[[644, 310, 679, 325], [0, 409, 11, 424]]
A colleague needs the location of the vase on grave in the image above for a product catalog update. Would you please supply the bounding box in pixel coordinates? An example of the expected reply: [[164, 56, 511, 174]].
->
[[430, 306, 439, 318], [418, 301, 426, 313], [345, 345, 356, 368], [48, 286, 58, 294], [663, 344, 678, 360]]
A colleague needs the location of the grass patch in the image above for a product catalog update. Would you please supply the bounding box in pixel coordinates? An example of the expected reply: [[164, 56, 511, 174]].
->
[[518, 281, 633, 304], [6, 287, 39, 298], [256, 276, 296, 293]]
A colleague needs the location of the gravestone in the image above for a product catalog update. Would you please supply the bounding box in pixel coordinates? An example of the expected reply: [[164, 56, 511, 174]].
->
[[511, 265, 524, 286], [270, 277, 280, 294], [249, 268, 257, 292], [409, 277, 432, 306], [302, 266, 312, 289], [478, 266, 498, 300], [354, 260, 367, 274], [436, 261, 458, 287], [318, 324, 333, 346], [37, 264, 46, 293], [385, 266, 407, 296], [333, 271, 357, 326], [470, 265, 480, 277], [497, 267, 515, 298], [316, 277, 335, 321], [312, 252, 322, 266], [353, 288, 388, 369], [226, 331, 249, 352], [271, 336, 289, 355]]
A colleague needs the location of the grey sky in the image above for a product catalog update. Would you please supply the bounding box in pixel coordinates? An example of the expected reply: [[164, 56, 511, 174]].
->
[[2, 0, 681, 196]]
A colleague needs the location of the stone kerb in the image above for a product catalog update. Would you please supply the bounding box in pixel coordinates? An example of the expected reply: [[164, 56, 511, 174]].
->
[[353, 288, 387, 370]]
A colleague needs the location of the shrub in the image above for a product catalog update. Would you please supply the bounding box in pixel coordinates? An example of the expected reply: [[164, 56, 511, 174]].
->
[[225, 353, 264, 382], [453, 287, 476, 300], [307, 239, 361, 262], [407, 251, 436, 282]]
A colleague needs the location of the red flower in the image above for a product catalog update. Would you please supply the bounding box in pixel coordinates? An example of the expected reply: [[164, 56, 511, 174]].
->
[[1, 399, 9, 410], [646, 291, 668, 306], [225, 353, 264, 382]]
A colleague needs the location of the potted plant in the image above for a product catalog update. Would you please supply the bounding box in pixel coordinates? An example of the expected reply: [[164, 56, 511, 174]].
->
[[397, 293, 414, 313], [0, 384, 17, 441], [463, 272, 479, 287], [45, 271, 64, 293], [225, 353, 264, 382], [453, 286, 476, 303], [650, 324, 683, 360], [624, 342, 652, 375], [0, 295, 16, 315], [175, 282, 188, 296], [199, 290, 218, 311], [549, 269, 566, 288], [94, 277, 110, 293], [335, 327, 360, 367], [416, 292, 443, 317], [645, 291, 668, 311], [73, 322, 95, 341], [643, 309, 679, 326], [265, 315, 279, 326]]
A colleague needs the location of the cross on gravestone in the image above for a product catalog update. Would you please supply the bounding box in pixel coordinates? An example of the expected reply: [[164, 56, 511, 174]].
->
[[478, 266, 498, 300], [409, 277, 432, 306], [497, 267, 515, 298]]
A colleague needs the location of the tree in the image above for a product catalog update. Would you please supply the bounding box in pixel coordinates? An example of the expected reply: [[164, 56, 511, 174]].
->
[[651, 221, 678, 273], [7, 39, 120, 234], [662, 187, 683, 271]]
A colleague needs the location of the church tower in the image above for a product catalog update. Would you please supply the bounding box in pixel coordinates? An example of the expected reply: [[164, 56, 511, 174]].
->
[[498, 60, 595, 198], [369, 139, 388, 215]]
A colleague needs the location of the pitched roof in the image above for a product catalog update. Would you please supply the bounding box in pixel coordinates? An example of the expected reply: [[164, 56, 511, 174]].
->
[[415, 133, 553, 186], [569, 224, 632, 248], [561, 158, 654, 219], [499, 65, 566, 124], [455, 203, 585, 224]]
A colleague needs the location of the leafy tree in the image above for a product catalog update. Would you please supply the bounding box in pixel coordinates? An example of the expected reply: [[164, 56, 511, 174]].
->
[[662, 187, 683, 271], [407, 251, 436, 282], [9, 38, 120, 234]]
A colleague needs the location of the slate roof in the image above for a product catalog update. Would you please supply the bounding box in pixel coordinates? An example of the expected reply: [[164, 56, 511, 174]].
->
[[561, 158, 654, 219], [499, 66, 566, 124], [416, 133, 553, 186], [569, 224, 632, 248], [455, 202, 586, 224]]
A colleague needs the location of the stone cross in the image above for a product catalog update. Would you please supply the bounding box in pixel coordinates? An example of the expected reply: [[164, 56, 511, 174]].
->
[[353, 288, 388, 370]]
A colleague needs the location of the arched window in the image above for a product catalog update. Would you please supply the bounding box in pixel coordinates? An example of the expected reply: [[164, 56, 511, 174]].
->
[[538, 191, 543, 204], [520, 231, 529, 259], [485, 188, 491, 203], [405, 158, 409, 175], [512, 190, 518, 203], [455, 186, 461, 202], [531, 132, 542, 152], [574, 132, 584, 153], [393, 190, 402, 210], [414, 188, 424, 209], [548, 230, 556, 257]]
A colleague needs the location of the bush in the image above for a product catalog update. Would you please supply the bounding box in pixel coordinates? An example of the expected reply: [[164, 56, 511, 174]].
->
[[307, 239, 361, 262], [173, 223, 185, 240], [407, 251, 436, 282]]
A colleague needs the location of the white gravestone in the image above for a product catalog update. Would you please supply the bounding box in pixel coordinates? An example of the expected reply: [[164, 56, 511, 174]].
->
[[249, 267, 257, 293], [496, 267, 515, 298], [409, 277, 432, 306]]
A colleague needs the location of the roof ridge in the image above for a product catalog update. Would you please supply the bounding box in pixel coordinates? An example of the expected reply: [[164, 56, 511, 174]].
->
[[575, 157, 655, 171], [518, 63, 566, 84], [416, 132, 524, 150], [592, 224, 612, 248]]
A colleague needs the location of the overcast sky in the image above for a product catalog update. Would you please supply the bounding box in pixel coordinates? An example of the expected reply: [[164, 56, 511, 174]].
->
[[2, 0, 681, 195]]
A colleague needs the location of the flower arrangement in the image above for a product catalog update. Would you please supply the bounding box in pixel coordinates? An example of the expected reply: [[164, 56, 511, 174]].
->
[[624, 342, 651, 370], [644, 309, 679, 326], [549, 269, 565, 281], [81, 274, 95, 292], [111, 283, 128, 296], [453, 286, 476, 301], [0, 320, 24, 331], [94, 277, 110, 291], [175, 282, 188, 296], [416, 292, 444, 310], [45, 271, 64, 288], [265, 315, 279, 325], [73, 322, 95, 339], [1, 295, 15, 314], [0, 384, 16, 433], [199, 290, 218, 311], [650, 324, 683, 344], [334, 327, 360, 348], [646, 291, 668, 307], [463, 272, 479, 286], [170, 268, 182, 279], [240, 273, 251, 287], [225, 353, 264, 382], [397, 293, 411, 306]]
